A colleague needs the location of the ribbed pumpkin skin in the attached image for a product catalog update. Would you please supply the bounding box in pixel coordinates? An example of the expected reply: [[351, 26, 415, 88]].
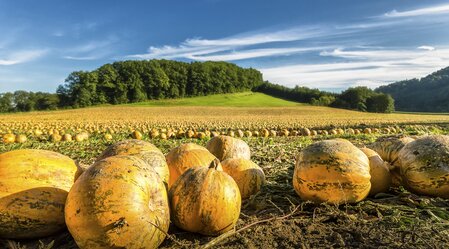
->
[[369, 136, 415, 187], [360, 148, 392, 196], [0, 149, 77, 239], [96, 139, 169, 185], [169, 164, 241, 235], [293, 139, 371, 204], [398, 135, 449, 198], [221, 158, 265, 199], [65, 155, 169, 249], [166, 143, 222, 188], [206, 135, 250, 161]]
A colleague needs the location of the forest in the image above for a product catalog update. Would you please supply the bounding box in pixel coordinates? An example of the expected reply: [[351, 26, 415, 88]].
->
[[377, 66, 449, 112], [254, 82, 395, 113]]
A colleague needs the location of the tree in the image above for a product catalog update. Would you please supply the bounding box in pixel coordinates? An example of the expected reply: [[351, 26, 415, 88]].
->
[[366, 94, 395, 113], [0, 93, 14, 112]]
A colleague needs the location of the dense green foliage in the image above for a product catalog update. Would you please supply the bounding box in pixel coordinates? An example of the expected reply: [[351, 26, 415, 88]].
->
[[377, 67, 449, 112], [0, 91, 59, 112], [253, 82, 336, 106], [56, 60, 263, 108], [254, 82, 394, 113], [333, 86, 395, 113]]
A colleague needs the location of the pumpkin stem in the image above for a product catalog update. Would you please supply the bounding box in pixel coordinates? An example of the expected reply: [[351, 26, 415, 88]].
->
[[209, 158, 220, 170]]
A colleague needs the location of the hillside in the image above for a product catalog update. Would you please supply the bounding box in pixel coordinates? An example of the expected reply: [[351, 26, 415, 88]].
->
[[377, 67, 449, 112], [126, 92, 302, 107]]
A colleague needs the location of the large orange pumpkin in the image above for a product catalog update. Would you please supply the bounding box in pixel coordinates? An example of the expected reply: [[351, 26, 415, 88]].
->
[[169, 160, 241, 235], [221, 158, 265, 199], [360, 147, 392, 196], [206, 135, 250, 161], [166, 143, 222, 188], [369, 136, 415, 187], [0, 149, 78, 239], [65, 155, 169, 249], [97, 139, 169, 185], [293, 139, 371, 204], [398, 135, 449, 198]]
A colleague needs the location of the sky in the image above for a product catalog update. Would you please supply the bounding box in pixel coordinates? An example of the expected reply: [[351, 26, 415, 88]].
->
[[1, 0, 449, 93]]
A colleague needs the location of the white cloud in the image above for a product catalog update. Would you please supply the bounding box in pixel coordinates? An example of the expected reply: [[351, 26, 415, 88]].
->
[[189, 46, 330, 61], [63, 55, 100, 60], [417, 45, 435, 51], [0, 49, 48, 66], [260, 47, 449, 89], [384, 4, 449, 18], [63, 37, 118, 60], [127, 26, 330, 61]]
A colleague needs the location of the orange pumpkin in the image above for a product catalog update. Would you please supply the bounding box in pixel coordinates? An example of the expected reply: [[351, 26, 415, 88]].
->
[[65, 155, 170, 249], [221, 158, 265, 199], [166, 143, 222, 188], [0, 149, 78, 239], [293, 139, 371, 204], [360, 148, 392, 196], [169, 160, 241, 235], [398, 135, 449, 198], [369, 136, 415, 187], [206, 135, 250, 161], [97, 139, 169, 186]]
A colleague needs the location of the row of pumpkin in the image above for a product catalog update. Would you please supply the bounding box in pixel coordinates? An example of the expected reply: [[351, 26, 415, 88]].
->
[[1, 134, 448, 248]]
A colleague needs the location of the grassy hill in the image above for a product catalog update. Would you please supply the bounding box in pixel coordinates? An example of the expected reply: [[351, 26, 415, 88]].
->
[[126, 92, 303, 107]]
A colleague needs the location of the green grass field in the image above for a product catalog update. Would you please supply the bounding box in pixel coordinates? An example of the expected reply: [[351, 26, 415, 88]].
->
[[126, 92, 303, 107]]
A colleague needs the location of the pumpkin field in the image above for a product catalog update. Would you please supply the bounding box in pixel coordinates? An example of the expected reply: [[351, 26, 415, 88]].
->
[[1, 95, 449, 249]]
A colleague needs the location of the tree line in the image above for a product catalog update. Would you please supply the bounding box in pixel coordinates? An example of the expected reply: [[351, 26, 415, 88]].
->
[[376, 66, 449, 112], [0, 59, 396, 113], [0, 91, 59, 112], [254, 82, 394, 113], [56, 60, 263, 108]]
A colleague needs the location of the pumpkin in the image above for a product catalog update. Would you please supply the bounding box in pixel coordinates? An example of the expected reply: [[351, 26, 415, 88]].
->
[[293, 139, 371, 204], [2, 134, 15, 143], [221, 158, 265, 199], [360, 148, 392, 196], [15, 134, 27, 143], [369, 136, 415, 187], [206, 135, 250, 161], [0, 149, 78, 239], [166, 143, 222, 188], [97, 139, 169, 186], [398, 135, 449, 198], [169, 159, 241, 235], [65, 155, 170, 249]]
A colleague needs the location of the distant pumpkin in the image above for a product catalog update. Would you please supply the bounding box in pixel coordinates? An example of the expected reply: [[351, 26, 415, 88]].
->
[[206, 135, 250, 161], [65, 155, 170, 249], [398, 135, 449, 198], [166, 143, 222, 188], [221, 158, 265, 199], [293, 139, 371, 204], [169, 159, 241, 235], [360, 147, 392, 196]]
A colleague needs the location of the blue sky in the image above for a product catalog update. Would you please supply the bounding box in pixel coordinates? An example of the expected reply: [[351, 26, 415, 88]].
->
[[1, 0, 449, 92]]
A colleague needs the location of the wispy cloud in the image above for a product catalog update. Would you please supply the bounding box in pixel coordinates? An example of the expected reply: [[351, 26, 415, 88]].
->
[[384, 4, 449, 18], [63, 37, 118, 60], [261, 47, 449, 90], [417, 45, 435, 51], [128, 26, 331, 61], [0, 49, 48, 66]]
